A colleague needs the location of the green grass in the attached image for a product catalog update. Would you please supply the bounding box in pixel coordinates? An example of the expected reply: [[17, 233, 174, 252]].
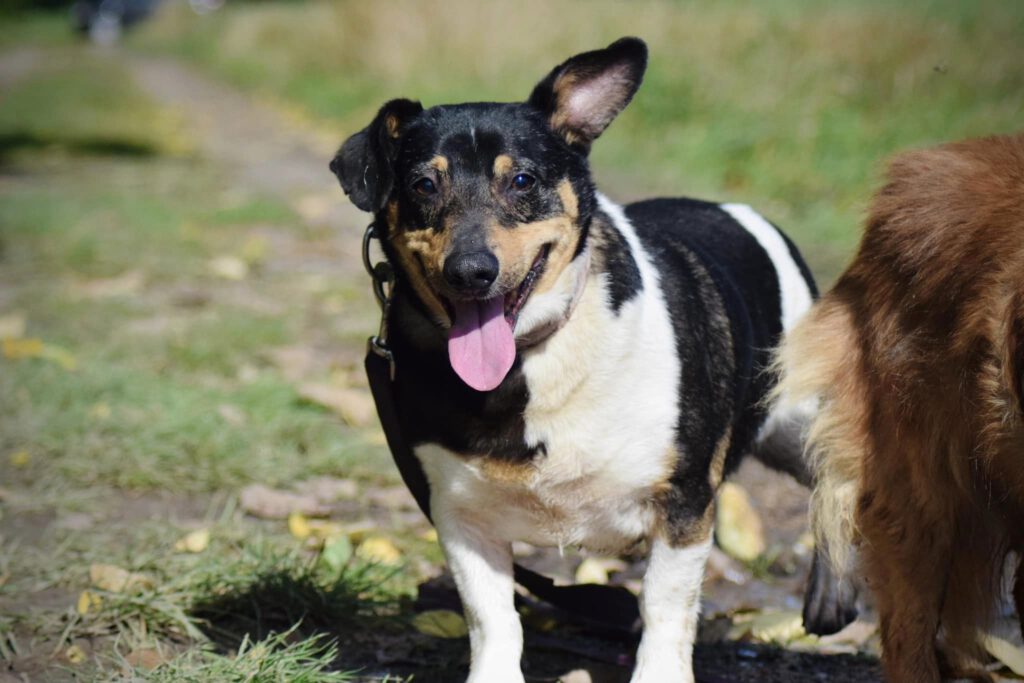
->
[[0, 54, 191, 163], [0, 42, 409, 681], [133, 0, 1024, 282]]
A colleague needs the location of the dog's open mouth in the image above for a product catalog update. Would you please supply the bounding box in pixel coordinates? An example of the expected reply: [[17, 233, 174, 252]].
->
[[447, 245, 550, 392], [504, 244, 550, 328]]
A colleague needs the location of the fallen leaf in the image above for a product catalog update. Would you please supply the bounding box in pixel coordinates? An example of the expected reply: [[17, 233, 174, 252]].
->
[[715, 482, 766, 562], [356, 536, 402, 565], [217, 403, 247, 426], [343, 520, 377, 545], [320, 536, 353, 572], [297, 382, 376, 426], [0, 312, 26, 339], [90, 402, 111, 420], [818, 619, 877, 649], [89, 564, 151, 592], [125, 647, 168, 671], [2, 337, 42, 359], [9, 450, 29, 468], [365, 485, 418, 511], [241, 236, 269, 266], [574, 557, 628, 585], [985, 634, 1024, 675], [729, 610, 806, 644], [303, 476, 359, 502], [412, 610, 468, 639], [288, 511, 312, 540], [1, 338, 77, 370], [294, 194, 332, 223], [240, 484, 331, 519], [77, 590, 102, 615], [77, 270, 143, 299], [208, 256, 248, 281], [267, 345, 318, 382], [174, 529, 210, 554], [65, 644, 87, 664], [419, 528, 439, 543]]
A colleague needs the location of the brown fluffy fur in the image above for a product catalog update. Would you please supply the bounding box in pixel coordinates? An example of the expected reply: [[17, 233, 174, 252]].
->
[[775, 131, 1024, 682]]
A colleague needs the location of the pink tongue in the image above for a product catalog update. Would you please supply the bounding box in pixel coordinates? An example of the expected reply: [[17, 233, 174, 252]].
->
[[447, 296, 516, 391]]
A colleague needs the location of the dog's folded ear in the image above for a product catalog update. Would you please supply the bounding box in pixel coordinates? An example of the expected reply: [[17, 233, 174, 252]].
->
[[527, 37, 647, 152], [330, 98, 423, 213]]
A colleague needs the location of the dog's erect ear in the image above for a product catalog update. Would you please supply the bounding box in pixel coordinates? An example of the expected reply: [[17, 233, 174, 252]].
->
[[527, 37, 647, 152], [329, 98, 423, 213]]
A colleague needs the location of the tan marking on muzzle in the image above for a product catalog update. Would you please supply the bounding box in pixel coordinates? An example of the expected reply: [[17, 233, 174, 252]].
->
[[486, 178, 583, 298], [385, 201, 450, 323]]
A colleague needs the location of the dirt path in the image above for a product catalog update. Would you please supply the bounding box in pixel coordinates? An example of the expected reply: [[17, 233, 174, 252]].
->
[[120, 53, 880, 682], [130, 54, 369, 272]]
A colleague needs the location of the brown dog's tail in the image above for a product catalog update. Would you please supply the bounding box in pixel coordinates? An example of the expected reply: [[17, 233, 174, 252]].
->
[[771, 297, 868, 583]]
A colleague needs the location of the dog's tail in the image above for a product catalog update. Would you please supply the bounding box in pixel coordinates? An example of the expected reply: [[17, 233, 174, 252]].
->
[[770, 296, 868, 583]]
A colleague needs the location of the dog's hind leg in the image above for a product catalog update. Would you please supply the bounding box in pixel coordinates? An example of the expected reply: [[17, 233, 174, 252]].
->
[[753, 403, 860, 635], [860, 478, 952, 683]]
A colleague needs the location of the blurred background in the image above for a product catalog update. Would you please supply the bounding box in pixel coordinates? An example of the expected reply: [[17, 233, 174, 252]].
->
[[1, 1, 1021, 681]]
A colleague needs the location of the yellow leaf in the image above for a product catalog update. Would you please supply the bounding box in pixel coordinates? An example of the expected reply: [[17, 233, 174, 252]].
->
[[90, 564, 131, 592], [89, 564, 151, 592], [574, 557, 628, 585], [77, 590, 102, 615], [288, 512, 312, 540], [174, 528, 210, 553], [419, 528, 439, 543], [412, 610, 468, 639], [90, 402, 112, 420], [729, 610, 806, 645], [208, 255, 248, 281], [1, 338, 76, 370], [356, 536, 402, 565], [65, 644, 87, 664], [984, 634, 1024, 675], [715, 482, 766, 562], [2, 337, 43, 359], [307, 519, 345, 541], [241, 236, 268, 266], [9, 450, 30, 468]]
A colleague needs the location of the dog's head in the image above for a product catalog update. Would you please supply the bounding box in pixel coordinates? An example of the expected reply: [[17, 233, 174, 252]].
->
[[331, 37, 647, 391]]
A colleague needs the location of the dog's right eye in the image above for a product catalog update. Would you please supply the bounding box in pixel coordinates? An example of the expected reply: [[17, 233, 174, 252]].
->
[[412, 177, 437, 196]]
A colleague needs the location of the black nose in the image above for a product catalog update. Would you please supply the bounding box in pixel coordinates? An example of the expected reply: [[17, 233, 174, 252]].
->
[[443, 251, 500, 293]]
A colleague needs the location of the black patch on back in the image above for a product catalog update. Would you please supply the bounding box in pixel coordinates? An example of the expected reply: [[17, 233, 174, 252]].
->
[[625, 198, 812, 539]]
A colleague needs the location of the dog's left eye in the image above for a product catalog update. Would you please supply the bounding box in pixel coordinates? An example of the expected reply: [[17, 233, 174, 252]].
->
[[511, 173, 535, 192], [412, 177, 438, 196]]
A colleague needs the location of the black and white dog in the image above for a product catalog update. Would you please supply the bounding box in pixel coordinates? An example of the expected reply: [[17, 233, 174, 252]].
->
[[332, 37, 853, 683]]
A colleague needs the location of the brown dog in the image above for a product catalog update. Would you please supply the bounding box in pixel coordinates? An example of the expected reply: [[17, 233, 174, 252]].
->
[[774, 132, 1024, 682]]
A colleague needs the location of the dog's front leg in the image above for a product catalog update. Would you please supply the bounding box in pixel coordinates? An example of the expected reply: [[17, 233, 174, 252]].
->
[[435, 509, 524, 683], [630, 529, 713, 683]]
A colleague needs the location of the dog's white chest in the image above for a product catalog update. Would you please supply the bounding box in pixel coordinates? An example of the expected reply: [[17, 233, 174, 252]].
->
[[416, 205, 682, 552]]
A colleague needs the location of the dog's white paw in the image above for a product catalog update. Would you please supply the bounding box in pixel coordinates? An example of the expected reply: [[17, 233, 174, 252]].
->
[[629, 660, 692, 683]]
